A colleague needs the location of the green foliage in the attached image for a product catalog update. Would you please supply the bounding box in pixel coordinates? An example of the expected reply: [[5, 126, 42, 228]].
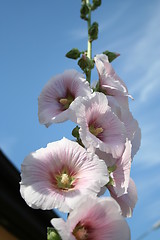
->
[[66, 48, 81, 60], [103, 50, 120, 62]]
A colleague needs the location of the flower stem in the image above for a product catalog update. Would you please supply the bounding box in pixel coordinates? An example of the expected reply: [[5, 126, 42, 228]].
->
[[86, 0, 92, 83]]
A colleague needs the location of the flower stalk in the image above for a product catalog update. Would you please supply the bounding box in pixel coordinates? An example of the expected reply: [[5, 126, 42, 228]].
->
[[86, 0, 92, 83]]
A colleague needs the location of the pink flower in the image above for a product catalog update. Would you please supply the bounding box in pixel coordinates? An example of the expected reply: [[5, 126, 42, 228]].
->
[[20, 138, 108, 213], [94, 54, 133, 99], [96, 139, 132, 197], [109, 178, 138, 218], [38, 69, 92, 127], [107, 96, 141, 158], [70, 92, 126, 158], [51, 196, 131, 240]]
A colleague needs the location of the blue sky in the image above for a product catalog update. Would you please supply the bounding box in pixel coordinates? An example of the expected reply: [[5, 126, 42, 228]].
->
[[0, 0, 160, 239]]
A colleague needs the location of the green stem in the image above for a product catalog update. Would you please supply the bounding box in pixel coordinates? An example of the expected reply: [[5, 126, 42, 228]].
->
[[86, 0, 92, 83]]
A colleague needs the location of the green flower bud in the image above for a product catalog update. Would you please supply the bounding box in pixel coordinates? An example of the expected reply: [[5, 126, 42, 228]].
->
[[91, 0, 101, 10], [103, 50, 120, 62], [81, 4, 89, 14], [88, 22, 98, 41], [78, 55, 94, 72], [66, 48, 81, 60], [78, 57, 88, 71], [47, 228, 61, 240]]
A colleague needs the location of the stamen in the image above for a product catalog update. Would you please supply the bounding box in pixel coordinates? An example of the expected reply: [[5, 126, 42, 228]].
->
[[59, 94, 74, 110], [89, 125, 103, 136], [73, 226, 88, 240], [60, 173, 70, 185], [59, 98, 68, 105], [56, 171, 75, 190]]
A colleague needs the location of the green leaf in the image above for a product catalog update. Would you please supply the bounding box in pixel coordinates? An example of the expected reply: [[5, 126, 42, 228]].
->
[[47, 227, 61, 240], [103, 50, 120, 62], [66, 48, 81, 60]]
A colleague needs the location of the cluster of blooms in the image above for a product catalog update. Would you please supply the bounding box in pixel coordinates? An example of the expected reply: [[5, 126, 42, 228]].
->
[[20, 53, 141, 239]]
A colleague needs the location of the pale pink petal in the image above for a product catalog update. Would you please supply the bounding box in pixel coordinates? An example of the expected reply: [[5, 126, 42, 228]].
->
[[112, 140, 132, 197], [71, 92, 126, 158], [20, 138, 109, 212], [38, 69, 92, 127], [51, 218, 75, 240], [110, 178, 138, 218], [51, 196, 131, 240], [108, 96, 141, 158], [94, 54, 132, 98]]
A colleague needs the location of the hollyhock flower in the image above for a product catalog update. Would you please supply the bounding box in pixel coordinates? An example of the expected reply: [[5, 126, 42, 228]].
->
[[109, 178, 138, 218], [96, 139, 132, 197], [51, 196, 131, 240], [38, 69, 92, 127], [107, 96, 141, 158], [94, 53, 133, 99], [70, 92, 126, 158], [20, 138, 108, 213]]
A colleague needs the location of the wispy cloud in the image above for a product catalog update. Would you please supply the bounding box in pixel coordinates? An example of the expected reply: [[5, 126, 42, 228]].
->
[[0, 136, 18, 157], [134, 122, 160, 168], [122, 2, 160, 103]]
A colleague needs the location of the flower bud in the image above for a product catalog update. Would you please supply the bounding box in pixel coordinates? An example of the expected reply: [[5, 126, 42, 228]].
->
[[78, 55, 94, 72], [47, 227, 61, 240], [80, 3, 89, 20], [88, 22, 99, 41], [92, 0, 101, 10]]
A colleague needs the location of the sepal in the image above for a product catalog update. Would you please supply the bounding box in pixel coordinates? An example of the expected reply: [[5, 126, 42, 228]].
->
[[103, 50, 120, 62], [66, 48, 81, 60]]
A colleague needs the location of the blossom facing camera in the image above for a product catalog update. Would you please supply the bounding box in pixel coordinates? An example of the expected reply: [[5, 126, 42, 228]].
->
[[51, 196, 131, 240], [94, 54, 133, 99], [20, 138, 109, 213], [38, 69, 92, 127], [71, 92, 126, 158]]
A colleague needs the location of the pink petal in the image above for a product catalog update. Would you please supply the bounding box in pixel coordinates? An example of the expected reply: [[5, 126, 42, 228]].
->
[[110, 178, 138, 218], [38, 69, 92, 126], [94, 54, 132, 98]]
